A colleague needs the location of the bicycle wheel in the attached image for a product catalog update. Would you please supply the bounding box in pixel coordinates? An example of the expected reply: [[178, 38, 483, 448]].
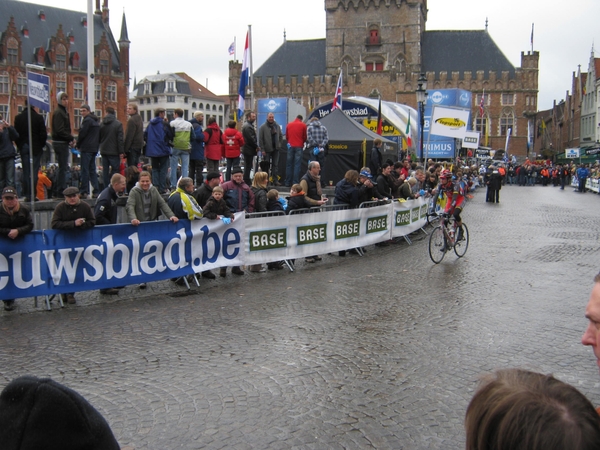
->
[[428, 226, 446, 264], [454, 223, 469, 257]]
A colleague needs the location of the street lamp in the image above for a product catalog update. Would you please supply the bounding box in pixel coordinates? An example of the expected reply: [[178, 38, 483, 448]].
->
[[416, 73, 428, 163]]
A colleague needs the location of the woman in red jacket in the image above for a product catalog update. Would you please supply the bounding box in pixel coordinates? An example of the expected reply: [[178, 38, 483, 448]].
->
[[221, 120, 245, 181], [204, 117, 223, 174]]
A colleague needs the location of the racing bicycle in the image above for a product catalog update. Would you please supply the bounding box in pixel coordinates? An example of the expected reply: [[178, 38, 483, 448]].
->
[[428, 212, 469, 264]]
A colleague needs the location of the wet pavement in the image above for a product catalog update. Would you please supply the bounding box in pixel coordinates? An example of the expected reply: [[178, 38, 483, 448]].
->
[[2, 183, 600, 449]]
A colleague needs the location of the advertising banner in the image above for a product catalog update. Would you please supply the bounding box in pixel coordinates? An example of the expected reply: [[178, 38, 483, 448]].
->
[[0, 214, 246, 299], [390, 198, 428, 238], [462, 131, 480, 149], [430, 105, 471, 140]]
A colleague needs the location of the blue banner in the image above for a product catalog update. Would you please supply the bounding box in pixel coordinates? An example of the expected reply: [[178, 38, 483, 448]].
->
[[27, 72, 50, 112], [419, 89, 472, 159], [0, 217, 245, 298]]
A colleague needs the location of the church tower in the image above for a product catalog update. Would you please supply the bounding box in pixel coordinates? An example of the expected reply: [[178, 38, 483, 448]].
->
[[325, 0, 427, 98]]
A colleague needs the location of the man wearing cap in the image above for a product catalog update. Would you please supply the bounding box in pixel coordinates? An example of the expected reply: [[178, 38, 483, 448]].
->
[[144, 108, 173, 194], [0, 186, 33, 311], [358, 169, 384, 203], [124, 103, 144, 168], [51, 187, 96, 304], [51, 92, 75, 197], [0, 116, 19, 192], [14, 100, 47, 202], [193, 171, 221, 209], [76, 104, 100, 199]]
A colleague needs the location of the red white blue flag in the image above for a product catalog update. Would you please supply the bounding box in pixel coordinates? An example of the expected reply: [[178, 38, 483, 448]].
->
[[228, 42, 235, 56], [332, 71, 343, 111], [237, 32, 249, 120]]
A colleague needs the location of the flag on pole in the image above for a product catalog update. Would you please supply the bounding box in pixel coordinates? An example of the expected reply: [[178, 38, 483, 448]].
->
[[376, 96, 383, 135], [237, 32, 249, 121], [228, 42, 235, 56], [405, 113, 412, 147], [479, 90, 485, 117], [332, 71, 343, 111]]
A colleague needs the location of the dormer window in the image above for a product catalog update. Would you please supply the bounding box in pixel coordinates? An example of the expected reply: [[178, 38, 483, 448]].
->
[[70, 52, 80, 69], [38, 10, 45, 21], [144, 82, 151, 95], [166, 81, 175, 93], [21, 22, 29, 38], [55, 44, 66, 70], [81, 17, 87, 27], [68, 30, 74, 44]]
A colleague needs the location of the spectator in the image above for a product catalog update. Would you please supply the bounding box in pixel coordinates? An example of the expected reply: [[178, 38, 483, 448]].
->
[[50, 92, 74, 197], [124, 103, 144, 168], [0, 116, 18, 192], [125, 165, 140, 193], [189, 111, 206, 186], [306, 117, 329, 179], [14, 100, 47, 202], [375, 163, 393, 198], [125, 171, 178, 289], [299, 161, 327, 207], [36, 169, 52, 200], [167, 177, 203, 222], [369, 138, 383, 177], [144, 108, 173, 195], [193, 171, 221, 209], [0, 186, 33, 311], [76, 104, 100, 199], [51, 187, 96, 304], [241, 111, 260, 185], [99, 106, 124, 189], [465, 369, 600, 450], [222, 120, 244, 181], [169, 108, 193, 190], [249, 171, 269, 273], [258, 113, 283, 186], [220, 167, 253, 277], [202, 186, 233, 221], [0, 375, 120, 449], [334, 170, 360, 208], [287, 184, 312, 213], [284, 115, 307, 187], [266, 188, 284, 212], [204, 116, 223, 173]]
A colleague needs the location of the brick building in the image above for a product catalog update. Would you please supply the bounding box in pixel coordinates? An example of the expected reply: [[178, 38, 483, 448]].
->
[[0, 0, 129, 135], [228, 0, 539, 159]]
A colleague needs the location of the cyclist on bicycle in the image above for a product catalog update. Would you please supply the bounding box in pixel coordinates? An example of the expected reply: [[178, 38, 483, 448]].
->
[[438, 169, 466, 240]]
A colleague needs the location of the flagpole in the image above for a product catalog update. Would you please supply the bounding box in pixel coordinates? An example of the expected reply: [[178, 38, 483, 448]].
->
[[234, 36, 237, 61], [248, 25, 254, 112]]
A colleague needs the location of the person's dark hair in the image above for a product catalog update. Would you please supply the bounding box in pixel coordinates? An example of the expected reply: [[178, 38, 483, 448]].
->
[[125, 165, 140, 183], [393, 161, 403, 170], [154, 107, 166, 117], [174, 108, 183, 117], [245, 111, 255, 119], [381, 163, 391, 171], [228, 120, 236, 129], [106, 106, 115, 115], [465, 369, 600, 450], [594, 273, 600, 283], [296, 114, 303, 120], [207, 116, 216, 125]]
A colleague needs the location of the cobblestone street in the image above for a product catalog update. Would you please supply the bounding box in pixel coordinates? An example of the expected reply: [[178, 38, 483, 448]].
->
[[2, 184, 600, 449]]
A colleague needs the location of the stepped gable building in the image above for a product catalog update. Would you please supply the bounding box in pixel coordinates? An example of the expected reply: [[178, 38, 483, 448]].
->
[[228, 0, 539, 158], [130, 72, 226, 128], [0, 0, 129, 131]]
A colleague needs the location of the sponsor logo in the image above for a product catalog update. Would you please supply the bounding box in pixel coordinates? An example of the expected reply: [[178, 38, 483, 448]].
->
[[335, 220, 360, 239], [395, 210, 410, 226], [249, 229, 287, 251], [366, 215, 387, 234], [297, 224, 327, 245], [434, 117, 466, 129], [266, 99, 279, 111], [430, 91, 444, 104]]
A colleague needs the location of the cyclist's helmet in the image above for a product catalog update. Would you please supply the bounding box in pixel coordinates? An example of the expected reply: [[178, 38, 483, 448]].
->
[[439, 169, 452, 181]]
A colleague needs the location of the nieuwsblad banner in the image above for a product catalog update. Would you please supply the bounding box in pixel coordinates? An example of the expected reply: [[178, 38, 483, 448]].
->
[[0, 200, 427, 298]]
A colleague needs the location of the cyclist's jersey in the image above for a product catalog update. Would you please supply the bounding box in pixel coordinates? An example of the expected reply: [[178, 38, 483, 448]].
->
[[440, 180, 466, 212]]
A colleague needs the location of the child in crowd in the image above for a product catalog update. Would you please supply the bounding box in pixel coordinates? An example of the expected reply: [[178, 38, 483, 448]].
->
[[266, 189, 285, 212], [286, 184, 312, 214], [202, 186, 234, 221]]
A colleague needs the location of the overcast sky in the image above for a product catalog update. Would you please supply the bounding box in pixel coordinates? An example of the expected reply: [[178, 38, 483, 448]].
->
[[21, 0, 600, 111]]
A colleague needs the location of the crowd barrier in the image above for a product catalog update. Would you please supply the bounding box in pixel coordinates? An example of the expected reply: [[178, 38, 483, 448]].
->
[[0, 198, 428, 299], [571, 177, 600, 193]]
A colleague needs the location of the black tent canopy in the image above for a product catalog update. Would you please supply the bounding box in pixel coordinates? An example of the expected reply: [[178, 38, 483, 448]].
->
[[299, 108, 399, 186]]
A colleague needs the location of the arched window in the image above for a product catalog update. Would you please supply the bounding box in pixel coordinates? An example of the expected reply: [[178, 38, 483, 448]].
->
[[500, 108, 514, 136], [212, 105, 216, 111], [192, 102, 197, 109], [218, 105, 223, 111], [199, 103, 204, 109], [205, 103, 210, 110], [475, 114, 490, 136]]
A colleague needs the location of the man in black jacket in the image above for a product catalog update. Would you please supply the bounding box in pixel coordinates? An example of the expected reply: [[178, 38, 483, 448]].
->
[[14, 101, 47, 202], [99, 107, 124, 189], [76, 105, 100, 199], [241, 111, 259, 185], [51, 91, 74, 197], [0, 186, 33, 310]]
